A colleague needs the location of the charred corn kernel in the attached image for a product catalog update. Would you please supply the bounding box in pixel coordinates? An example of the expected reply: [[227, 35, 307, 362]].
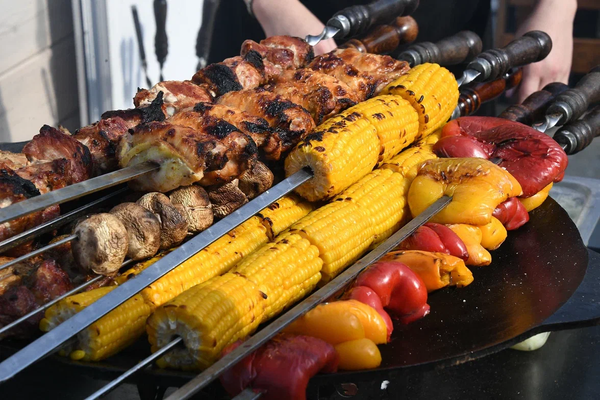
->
[[116, 217, 269, 308], [334, 169, 410, 246], [285, 300, 387, 344], [382, 63, 459, 139], [360, 96, 420, 163], [285, 110, 381, 202], [41, 287, 153, 361], [335, 338, 382, 370], [232, 232, 322, 320], [257, 194, 315, 239], [446, 224, 492, 266], [382, 250, 474, 292], [520, 183, 553, 212], [478, 217, 507, 250], [290, 201, 374, 282], [420, 129, 443, 146], [408, 158, 523, 226], [147, 272, 267, 370]]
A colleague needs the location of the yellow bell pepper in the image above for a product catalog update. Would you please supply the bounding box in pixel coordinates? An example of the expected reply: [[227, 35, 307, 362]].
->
[[447, 224, 492, 266], [335, 338, 382, 370], [478, 217, 507, 250], [519, 183, 553, 212], [284, 300, 388, 345], [381, 250, 474, 292], [408, 158, 522, 226]]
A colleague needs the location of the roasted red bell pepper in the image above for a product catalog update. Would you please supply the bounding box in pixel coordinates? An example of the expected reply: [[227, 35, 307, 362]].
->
[[398, 223, 469, 261], [436, 116, 568, 197], [344, 286, 393, 341], [355, 261, 430, 324], [493, 197, 530, 230], [220, 334, 338, 400]]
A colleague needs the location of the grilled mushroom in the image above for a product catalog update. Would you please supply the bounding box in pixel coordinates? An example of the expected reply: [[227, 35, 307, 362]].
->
[[72, 214, 128, 276], [110, 203, 161, 260], [137, 192, 188, 250], [169, 186, 213, 234], [208, 179, 248, 219], [238, 161, 274, 200]]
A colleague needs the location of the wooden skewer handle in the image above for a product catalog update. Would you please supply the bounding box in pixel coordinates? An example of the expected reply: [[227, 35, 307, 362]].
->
[[499, 82, 569, 125], [554, 105, 600, 155], [340, 16, 418, 54], [398, 30, 482, 66], [456, 68, 523, 117]]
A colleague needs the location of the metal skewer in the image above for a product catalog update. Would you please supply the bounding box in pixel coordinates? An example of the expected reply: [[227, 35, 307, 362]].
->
[[0, 187, 128, 254], [0, 168, 312, 382], [132, 6, 152, 88], [0, 161, 158, 225], [0, 259, 134, 336], [86, 196, 451, 400], [85, 336, 183, 400], [0, 234, 76, 271]]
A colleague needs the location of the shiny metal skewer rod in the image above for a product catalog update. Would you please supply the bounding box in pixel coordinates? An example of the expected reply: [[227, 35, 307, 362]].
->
[[85, 336, 184, 400], [0, 276, 103, 336], [0, 235, 77, 272], [0, 161, 158, 225], [0, 258, 135, 336], [233, 388, 263, 400], [0, 169, 312, 382], [167, 196, 451, 400], [0, 187, 128, 254]]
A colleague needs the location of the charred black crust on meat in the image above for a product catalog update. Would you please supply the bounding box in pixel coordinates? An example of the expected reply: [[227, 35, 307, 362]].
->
[[200, 64, 243, 96], [0, 169, 40, 198], [205, 119, 240, 139], [243, 136, 259, 157], [102, 92, 165, 123], [263, 98, 296, 119], [243, 50, 264, 71], [242, 120, 270, 133], [193, 102, 212, 113]]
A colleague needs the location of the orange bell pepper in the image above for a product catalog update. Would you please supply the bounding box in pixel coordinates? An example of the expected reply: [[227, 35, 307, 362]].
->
[[446, 224, 492, 266], [408, 158, 522, 226], [519, 183, 553, 212], [335, 338, 382, 370], [284, 300, 388, 345], [477, 217, 507, 250], [381, 250, 473, 292]]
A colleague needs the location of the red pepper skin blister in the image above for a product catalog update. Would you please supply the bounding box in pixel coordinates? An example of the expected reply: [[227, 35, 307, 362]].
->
[[220, 334, 338, 400]]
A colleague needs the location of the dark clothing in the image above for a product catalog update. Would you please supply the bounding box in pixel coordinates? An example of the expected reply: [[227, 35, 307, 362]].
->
[[206, 0, 491, 64]]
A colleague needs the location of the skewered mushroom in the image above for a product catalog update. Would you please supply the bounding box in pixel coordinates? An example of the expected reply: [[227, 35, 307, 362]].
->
[[110, 203, 161, 260], [169, 186, 213, 234], [208, 179, 248, 219], [137, 193, 188, 250], [238, 161, 274, 200], [71, 214, 129, 276]]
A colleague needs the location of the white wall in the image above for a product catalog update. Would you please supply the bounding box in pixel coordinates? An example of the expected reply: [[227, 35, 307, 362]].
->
[[0, 0, 80, 142], [105, 0, 203, 111]]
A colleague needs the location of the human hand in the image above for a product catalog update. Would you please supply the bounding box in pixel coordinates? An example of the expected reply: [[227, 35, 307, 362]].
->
[[512, 0, 576, 103], [253, 0, 337, 55]]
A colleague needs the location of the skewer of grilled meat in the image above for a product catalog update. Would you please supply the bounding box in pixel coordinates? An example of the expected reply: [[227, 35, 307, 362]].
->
[[73, 93, 166, 175]]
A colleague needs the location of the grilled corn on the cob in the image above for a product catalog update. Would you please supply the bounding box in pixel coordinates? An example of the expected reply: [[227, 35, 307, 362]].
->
[[382, 63, 459, 139], [147, 272, 268, 370], [40, 287, 153, 361], [148, 233, 322, 370]]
